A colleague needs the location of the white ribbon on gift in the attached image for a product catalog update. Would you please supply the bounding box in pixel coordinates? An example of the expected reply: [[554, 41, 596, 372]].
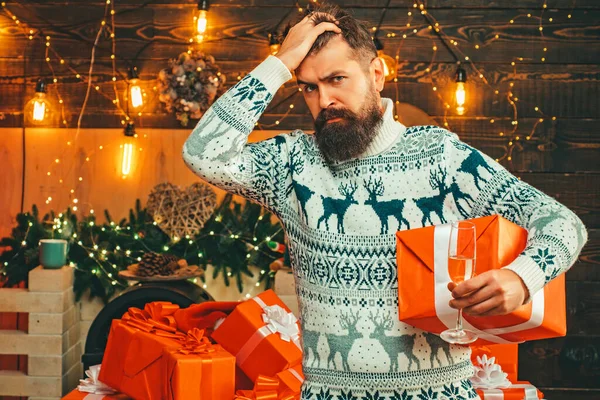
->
[[77, 364, 117, 396], [235, 297, 302, 366], [287, 367, 305, 384], [433, 224, 545, 344], [479, 383, 540, 399]]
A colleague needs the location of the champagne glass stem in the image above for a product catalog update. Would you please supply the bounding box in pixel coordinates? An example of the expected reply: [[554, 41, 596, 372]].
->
[[456, 308, 463, 332]]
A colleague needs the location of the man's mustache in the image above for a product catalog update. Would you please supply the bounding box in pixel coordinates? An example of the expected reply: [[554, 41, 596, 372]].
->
[[315, 107, 356, 128]]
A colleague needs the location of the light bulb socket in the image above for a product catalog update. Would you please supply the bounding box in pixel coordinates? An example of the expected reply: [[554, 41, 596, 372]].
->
[[268, 32, 279, 46], [197, 0, 209, 11], [373, 37, 384, 51], [124, 122, 136, 137], [35, 79, 48, 93], [129, 66, 139, 80], [455, 67, 467, 83]]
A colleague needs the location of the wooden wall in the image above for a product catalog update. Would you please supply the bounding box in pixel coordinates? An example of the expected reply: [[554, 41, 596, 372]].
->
[[0, 1, 598, 397]]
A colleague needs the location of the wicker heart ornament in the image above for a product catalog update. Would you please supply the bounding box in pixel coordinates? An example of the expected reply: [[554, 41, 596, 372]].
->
[[146, 182, 216, 239]]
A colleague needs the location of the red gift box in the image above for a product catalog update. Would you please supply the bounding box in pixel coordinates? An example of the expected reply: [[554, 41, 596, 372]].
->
[[162, 328, 236, 400], [98, 302, 187, 400], [211, 290, 303, 382], [397, 215, 566, 344], [476, 381, 544, 399]]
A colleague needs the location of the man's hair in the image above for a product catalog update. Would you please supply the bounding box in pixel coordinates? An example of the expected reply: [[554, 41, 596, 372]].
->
[[283, 3, 377, 69]]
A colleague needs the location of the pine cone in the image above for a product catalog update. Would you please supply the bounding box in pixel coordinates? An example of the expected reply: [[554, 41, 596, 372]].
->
[[158, 260, 179, 276], [137, 252, 166, 277]]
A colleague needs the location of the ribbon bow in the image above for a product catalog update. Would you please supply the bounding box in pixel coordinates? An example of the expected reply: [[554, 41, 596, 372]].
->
[[77, 364, 117, 395], [234, 375, 298, 400], [470, 354, 511, 389], [122, 301, 186, 340], [261, 304, 300, 344], [178, 327, 215, 355]]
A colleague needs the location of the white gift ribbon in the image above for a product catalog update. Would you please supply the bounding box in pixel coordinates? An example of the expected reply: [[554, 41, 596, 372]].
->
[[235, 296, 302, 366], [77, 364, 117, 396], [479, 383, 540, 399], [288, 367, 304, 383], [433, 224, 545, 343]]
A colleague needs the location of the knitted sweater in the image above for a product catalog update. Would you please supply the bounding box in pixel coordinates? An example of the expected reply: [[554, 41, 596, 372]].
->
[[183, 56, 588, 398]]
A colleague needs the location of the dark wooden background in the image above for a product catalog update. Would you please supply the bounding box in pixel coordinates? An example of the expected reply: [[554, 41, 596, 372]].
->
[[0, 1, 599, 398]]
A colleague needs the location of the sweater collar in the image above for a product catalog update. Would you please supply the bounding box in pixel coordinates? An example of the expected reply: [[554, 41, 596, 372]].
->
[[359, 97, 406, 158]]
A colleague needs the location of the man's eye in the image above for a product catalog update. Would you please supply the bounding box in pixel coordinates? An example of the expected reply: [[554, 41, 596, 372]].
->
[[333, 76, 345, 82], [304, 85, 316, 93]]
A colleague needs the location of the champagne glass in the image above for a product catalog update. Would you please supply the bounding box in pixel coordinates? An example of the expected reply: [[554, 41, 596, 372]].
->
[[440, 221, 478, 344]]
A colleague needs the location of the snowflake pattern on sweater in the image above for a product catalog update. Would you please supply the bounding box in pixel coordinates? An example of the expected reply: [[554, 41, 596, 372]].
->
[[182, 56, 587, 398]]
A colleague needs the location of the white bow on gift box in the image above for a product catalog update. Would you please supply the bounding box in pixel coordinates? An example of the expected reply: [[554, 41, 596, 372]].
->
[[470, 354, 511, 389], [77, 364, 117, 395], [470, 355, 541, 400]]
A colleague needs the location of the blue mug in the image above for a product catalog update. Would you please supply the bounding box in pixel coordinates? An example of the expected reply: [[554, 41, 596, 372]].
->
[[39, 239, 68, 269]]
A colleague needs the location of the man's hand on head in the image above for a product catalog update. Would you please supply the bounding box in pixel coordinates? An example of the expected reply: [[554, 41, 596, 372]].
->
[[447, 269, 530, 317], [275, 13, 342, 72]]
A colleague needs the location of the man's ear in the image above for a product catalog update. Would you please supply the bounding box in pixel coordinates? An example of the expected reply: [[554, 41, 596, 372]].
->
[[370, 57, 386, 92]]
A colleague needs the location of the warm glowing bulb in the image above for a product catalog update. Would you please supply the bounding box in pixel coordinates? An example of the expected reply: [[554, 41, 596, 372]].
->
[[33, 99, 46, 121], [196, 9, 208, 35], [455, 81, 466, 115], [121, 140, 134, 177], [270, 43, 281, 56], [25, 81, 53, 126], [130, 83, 143, 108], [377, 51, 396, 82]]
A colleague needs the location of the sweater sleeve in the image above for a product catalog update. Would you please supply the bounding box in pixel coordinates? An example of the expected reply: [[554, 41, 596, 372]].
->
[[443, 131, 588, 298], [182, 56, 293, 213]]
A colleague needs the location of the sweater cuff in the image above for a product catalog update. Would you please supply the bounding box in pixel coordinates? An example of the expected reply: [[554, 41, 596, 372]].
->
[[503, 255, 546, 304], [249, 55, 293, 94]]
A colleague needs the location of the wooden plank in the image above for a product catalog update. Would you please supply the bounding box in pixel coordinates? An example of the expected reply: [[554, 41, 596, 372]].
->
[[1, 61, 598, 125], [567, 229, 600, 282], [519, 336, 600, 388], [0, 128, 24, 240], [1, 7, 598, 63], [0, 371, 61, 397], [566, 282, 600, 336], [8, 0, 600, 8]]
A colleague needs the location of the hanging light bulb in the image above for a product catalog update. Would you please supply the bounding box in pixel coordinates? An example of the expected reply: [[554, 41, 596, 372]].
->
[[24, 79, 53, 125], [373, 37, 396, 82], [455, 65, 467, 115], [194, 0, 209, 42], [121, 122, 135, 178], [268, 32, 280, 56], [128, 66, 143, 109]]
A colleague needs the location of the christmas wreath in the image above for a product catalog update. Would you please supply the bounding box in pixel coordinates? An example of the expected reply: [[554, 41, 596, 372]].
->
[[157, 50, 226, 127]]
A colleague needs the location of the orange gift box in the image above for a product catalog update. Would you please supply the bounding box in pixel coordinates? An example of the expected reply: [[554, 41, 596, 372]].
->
[[396, 214, 566, 344], [162, 328, 236, 400], [471, 344, 518, 382], [212, 289, 303, 382], [98, 302, 187, 400], [476, 381, 544, 399], [61, 389, 131, 399], [234, 374, 301, 400], [276, 363, 304, 394]]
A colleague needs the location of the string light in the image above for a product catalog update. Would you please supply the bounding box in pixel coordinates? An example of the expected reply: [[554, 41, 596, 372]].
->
[[454, 65, 467, 116], [128, 66, 144, 109], [195, 0, 209, 42], [24, 79, 53, 125], [121, 122, 135, 178]]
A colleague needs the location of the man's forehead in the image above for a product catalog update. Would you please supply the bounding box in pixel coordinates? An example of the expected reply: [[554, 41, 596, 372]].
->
[[295, 37, 357, 80]]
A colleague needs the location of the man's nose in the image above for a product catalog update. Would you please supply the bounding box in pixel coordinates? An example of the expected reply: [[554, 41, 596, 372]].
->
[[318, 87, 336, 110]]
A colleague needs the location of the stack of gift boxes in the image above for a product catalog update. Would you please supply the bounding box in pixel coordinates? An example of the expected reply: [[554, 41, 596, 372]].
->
[[64, 215, 563, 399]]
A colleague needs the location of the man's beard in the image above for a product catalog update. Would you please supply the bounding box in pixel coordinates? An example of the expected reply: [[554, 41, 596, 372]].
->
[[313, 91, 383, 163]]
